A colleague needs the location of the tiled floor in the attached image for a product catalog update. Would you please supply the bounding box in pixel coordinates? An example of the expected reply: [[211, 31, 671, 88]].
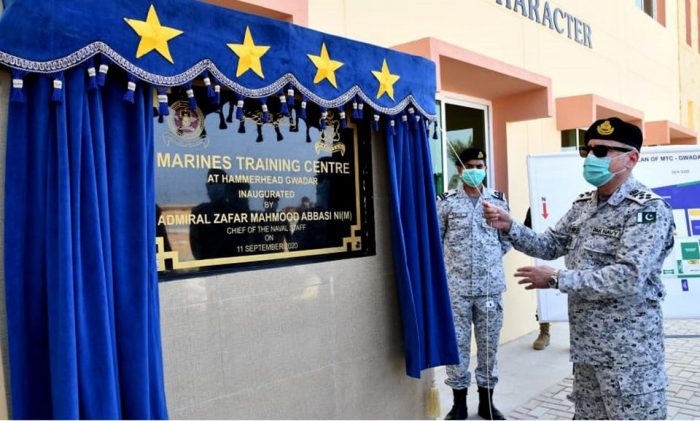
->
[[434, 319, 700, 420]]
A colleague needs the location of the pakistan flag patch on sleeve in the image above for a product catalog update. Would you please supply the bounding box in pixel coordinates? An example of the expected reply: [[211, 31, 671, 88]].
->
[[637, 211, 657, 223]]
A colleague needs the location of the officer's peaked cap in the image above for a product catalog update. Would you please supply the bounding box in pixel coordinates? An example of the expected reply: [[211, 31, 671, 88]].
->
[[457, 147, 486, 166], [584, 117, 643, 151]]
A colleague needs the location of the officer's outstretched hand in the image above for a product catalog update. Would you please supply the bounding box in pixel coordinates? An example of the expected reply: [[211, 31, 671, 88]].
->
[[483, 201, 513, 231], [515, 265, 557, 290]]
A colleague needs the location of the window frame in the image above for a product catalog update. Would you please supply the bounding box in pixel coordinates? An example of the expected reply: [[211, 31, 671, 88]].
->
[[635, 0, 657, 19], [560, 128, 587, 153], [435, 94, 493, 193]]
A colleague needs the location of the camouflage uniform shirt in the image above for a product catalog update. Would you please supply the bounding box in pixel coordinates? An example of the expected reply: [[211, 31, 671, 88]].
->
[[507, 176, 674, 369], [438, 187, 512, 297]]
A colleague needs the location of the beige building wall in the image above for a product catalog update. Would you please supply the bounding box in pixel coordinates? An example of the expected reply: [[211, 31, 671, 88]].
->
[[308, 0, 679, 120], [678, 0, 700, 130], [307, 0, 684, 343]]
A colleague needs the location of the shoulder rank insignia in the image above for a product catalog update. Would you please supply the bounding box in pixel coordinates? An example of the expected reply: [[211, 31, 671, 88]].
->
[[626, 189, 660, 205], [574, 191, 595, 202], [491, 190, 504, 200], [437, 189, 457, 202]]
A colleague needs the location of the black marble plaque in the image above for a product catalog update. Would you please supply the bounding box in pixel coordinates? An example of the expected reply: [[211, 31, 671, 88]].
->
[[155, 88, 375, 279]]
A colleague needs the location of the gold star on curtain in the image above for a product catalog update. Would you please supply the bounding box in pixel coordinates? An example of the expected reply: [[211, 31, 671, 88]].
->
[[227, 26, 271, 78], [124, 5, 183, 64], [371, 59, 400, 100], [307, 43, 344, 88]]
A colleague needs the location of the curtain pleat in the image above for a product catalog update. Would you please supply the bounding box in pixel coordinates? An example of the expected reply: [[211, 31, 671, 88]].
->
[[4, 67, 168, 419], [385, 121, 459, 378]]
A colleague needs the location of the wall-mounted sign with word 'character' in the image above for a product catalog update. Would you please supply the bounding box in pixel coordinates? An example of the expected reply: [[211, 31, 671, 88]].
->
[[155, 87, 375, 278]]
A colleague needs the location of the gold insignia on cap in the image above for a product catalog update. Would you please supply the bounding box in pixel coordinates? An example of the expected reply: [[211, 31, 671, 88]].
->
[[597, 120, 614, 136], [478, 152, 484, 158]]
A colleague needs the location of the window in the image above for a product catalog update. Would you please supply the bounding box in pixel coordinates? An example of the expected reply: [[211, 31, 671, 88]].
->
[[430, 98, 490, 193], [561, 128, 587, 152], [635, 0, 657, 18]]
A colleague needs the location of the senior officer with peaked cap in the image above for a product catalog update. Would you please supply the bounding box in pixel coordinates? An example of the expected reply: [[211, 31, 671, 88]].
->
[[483, 117, 675, 419]]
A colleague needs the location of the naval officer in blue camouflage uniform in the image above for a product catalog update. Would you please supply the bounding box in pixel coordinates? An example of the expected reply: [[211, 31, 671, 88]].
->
[[484, 117, 675, 419], [438, 147, 511, 420]]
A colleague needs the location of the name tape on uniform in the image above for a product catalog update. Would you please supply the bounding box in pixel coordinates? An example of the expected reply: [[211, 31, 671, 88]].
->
[[591, 227, 621, 238]]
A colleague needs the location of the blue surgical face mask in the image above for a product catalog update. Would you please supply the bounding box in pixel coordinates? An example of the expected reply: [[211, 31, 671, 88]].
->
[[460, 168, 486, 188], [582, 153, 628, 187]]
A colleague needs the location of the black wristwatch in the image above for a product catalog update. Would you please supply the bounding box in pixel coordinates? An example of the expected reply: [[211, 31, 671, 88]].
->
[[548, 270, 560, 289]]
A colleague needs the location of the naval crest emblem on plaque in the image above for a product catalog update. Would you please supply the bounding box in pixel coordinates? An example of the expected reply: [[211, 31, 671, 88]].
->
[[165, 101, 207, 147]]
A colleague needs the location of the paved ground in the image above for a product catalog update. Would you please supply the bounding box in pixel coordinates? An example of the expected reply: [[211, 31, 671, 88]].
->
[[434, 319, 700, 420]]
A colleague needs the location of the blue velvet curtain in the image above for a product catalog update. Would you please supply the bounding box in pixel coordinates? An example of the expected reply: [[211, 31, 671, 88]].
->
[[3, 67, 168, 419], [385, 120, 459, 378]]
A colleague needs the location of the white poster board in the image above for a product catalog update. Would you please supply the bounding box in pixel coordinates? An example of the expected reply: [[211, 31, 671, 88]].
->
[[527, 146, 700, 322]]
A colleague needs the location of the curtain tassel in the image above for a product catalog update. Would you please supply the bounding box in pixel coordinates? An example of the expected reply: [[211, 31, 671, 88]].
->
[[51, 73, 64, 103], [261, 99, 270, 124], [157, 86, 170, 117], [432, 120, 439, 139], [238, 120, 246, 134], [300, 96, 307, 119], [351, 97, 359, 120], [289, 114, 299, 133], [401, 112, 408, 125], [358, 100, 365, 120], [235, 95, 245, 121], [390, 118, 396, 136], [408, 107, 417, 129], [286, 85, 295, 107], [338, 108, 347, 129], [256, 124, 264, 143], [86, 58, 97, 91], [123, 75, 137, 103], [373, 113, 380, 132], [278, 91, 289, 116], [218, 107, 228, 130], [305, 124, 312, 143], [214, 84, 221, 106], [274, 125, 284, 141], [226, 100, 235, 123], [97, 58, 111, 87], [320, 108, 328, 130], [9, 70, 25, 103], [203, 71, 215, 100], [185, 83, 197, 111]]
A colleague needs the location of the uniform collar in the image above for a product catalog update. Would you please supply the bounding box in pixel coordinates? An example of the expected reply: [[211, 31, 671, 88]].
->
[[603, 176, 641, 207], [458, 185, 488, 199]]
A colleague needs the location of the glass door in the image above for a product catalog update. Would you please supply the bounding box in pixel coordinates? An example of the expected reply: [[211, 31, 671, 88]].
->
[[438, 98, 491, 192]]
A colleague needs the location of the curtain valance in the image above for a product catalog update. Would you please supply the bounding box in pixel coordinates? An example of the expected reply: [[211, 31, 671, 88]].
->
[[0, 0, 437, 121]]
